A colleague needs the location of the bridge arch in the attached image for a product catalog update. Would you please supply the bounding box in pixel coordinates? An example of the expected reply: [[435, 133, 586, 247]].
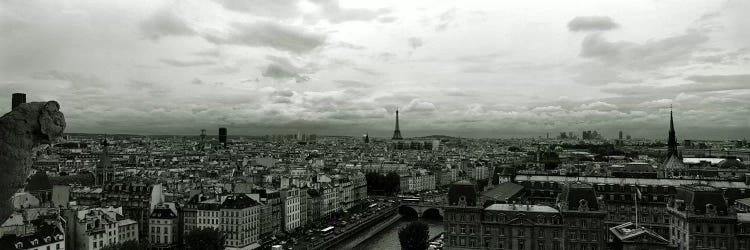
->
[[399, 205, 419, 218], [422, 208, 443, 220]]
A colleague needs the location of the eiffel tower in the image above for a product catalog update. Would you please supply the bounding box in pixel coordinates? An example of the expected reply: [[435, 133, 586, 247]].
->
[[392, 109, 403, 140]]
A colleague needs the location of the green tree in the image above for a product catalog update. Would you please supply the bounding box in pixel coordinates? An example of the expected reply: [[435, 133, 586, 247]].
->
[[185, 227, 226, 250], [100, 240, 149, 250], [398, 221, 429, 250]]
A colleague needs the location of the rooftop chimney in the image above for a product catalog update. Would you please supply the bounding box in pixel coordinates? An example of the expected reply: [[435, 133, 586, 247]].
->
[[11, 93, 26, 109]]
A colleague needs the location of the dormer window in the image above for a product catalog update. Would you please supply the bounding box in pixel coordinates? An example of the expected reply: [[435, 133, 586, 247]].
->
[[31, 239, 38, 245], [15, 242, 23, 248], [578, 199, 590, 212], [44, 236, 51, 243], [706, 203, 717, 216]]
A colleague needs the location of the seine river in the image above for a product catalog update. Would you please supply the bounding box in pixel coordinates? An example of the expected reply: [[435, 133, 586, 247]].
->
[[356, 218, 444, 249]]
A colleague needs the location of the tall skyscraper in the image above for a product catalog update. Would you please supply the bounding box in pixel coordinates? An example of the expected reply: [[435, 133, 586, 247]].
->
[[667, 107, 677, 157], [219, 127, 227, 147], [391, 109, 403, 140], [619, 130, 623, 140], [11, 93, 25, 109]]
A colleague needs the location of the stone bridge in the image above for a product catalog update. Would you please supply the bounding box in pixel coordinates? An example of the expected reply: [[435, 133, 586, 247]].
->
[[398, 198, 444, 219]]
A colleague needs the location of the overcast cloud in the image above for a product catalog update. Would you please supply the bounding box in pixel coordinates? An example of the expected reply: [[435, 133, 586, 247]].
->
[[1, 0, 748, 139]]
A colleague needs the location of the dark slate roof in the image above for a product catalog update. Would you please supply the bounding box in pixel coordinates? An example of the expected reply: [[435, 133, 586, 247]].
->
[[222, 194, 260, 209], [482, 182, 524, 202], [448, 180, 477, 206], [151, 205, 177, 219], [560, 182, 600, 211], [674, 184, 728, 215], [0, 223, 64, 250], [307, 189, 321, 197], [25, 172, 52, 191]]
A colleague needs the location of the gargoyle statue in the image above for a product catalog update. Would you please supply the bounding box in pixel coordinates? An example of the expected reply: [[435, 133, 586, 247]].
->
[[0, 101, 65, 221]]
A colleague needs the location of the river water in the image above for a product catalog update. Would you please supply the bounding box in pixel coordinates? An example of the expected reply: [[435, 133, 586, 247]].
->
[[356, 218, 444, 249]]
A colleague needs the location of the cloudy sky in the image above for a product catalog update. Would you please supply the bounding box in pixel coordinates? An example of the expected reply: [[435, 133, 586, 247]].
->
[[1, 0, 749, 139]]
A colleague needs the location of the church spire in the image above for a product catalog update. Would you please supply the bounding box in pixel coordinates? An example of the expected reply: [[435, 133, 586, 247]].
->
[[392, 108, 403, 140], [667, 105, 678, 157]]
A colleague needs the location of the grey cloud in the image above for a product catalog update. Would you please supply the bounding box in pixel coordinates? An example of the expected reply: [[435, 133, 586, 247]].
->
[[326, 108, 387, 120], [436, 8, 457, 32], [335, 80, 371, 88], [580, 31, 709, 69], [205, 22, 326, 53], [128, 80, 170, 96], [160, 58, 216, 67], [353, 67, 381, 76], [443, 88, 477, 97], [573, 30, 710, 85], [313, 0, 391, 23], [139, 9, 194, 39], [376, 53, 397, 62], [213, 0, 302, 18], [214, 0, 389, 23], [692, 48, 748, 64], [568, 16, 619, 32], [686, 74, 750, 84], [377, 16, 397, 23], [403, 99, 436, 112], [31, 70, 108, 93], [269, 90, 294, 104], [603, 74, 750, 95], [271, 90, 295, 97], [332, 42, 365, 50], [456, 52, 504, 62], [261, 55, 312, 82], [576, 101, 617, 110], [192, 49, 221, 58], [374, 93, 419, 105], [190, 78, 204, 85], [128, 80, 155, 90], [408, 37, 424, 50]]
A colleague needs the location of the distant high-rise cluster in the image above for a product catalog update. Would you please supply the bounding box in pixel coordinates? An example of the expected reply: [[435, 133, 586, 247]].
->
[[581, 130, 602, 140]]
